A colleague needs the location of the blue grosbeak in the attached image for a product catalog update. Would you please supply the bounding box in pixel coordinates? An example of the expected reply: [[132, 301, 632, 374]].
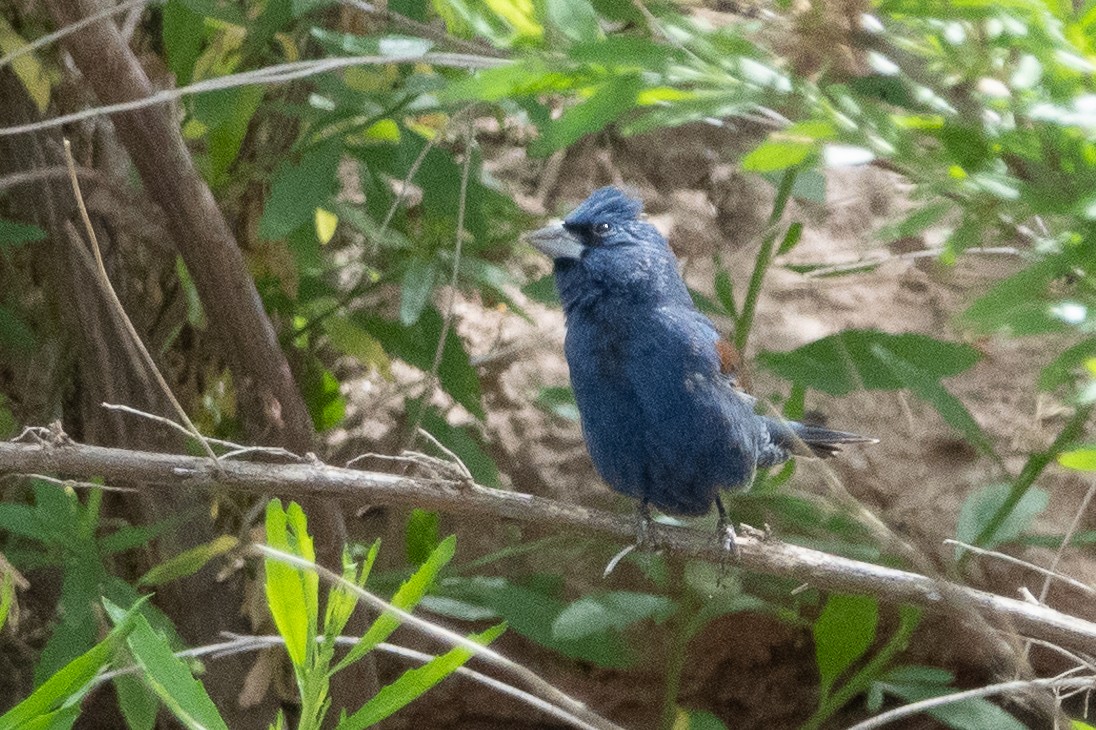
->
[[526, 187, 874, 549]]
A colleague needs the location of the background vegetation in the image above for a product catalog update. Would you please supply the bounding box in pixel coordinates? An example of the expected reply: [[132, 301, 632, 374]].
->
[[1, 0, 1096, 727]]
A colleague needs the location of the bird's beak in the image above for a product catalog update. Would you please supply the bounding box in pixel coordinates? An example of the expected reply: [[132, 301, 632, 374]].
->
[[523, 222, 584, 260]]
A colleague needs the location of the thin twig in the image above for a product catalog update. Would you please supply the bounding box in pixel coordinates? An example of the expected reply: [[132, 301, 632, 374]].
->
[[797, 246, 1024, 278], [847, 675, 1095, 730], [943, 540, 1096, 599], [416, 427, 473, 481], [0, 54, 507, 138], [100, 403, 304, 461], [0, 0, 153, 73], [0, 473, 135, 493], [254, 545, 623, 730], [62, 141, 217, 460], [96, 633, 600, 730], [337, 0, 505, 58], [406, 123, 475, 448], [1039, 478, 1096, 605]]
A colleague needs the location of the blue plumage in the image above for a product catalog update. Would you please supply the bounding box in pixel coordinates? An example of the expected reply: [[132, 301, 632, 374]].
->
[[526, 187, 873, 522]]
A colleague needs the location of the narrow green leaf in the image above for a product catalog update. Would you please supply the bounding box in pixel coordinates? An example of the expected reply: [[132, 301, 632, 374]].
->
[[813, 593, 878, 698], [405, 509, 439, 566], [0, 570, 15, 635], [324, 541, 379, 641], [335, 535, 457, 672], [546, 0, 601, 43], [776, 222, 803, 255], [138, 535, 238, 587], [1059, 447, 1096, 471], [114, 608, 229, 730], [530, 73, 644, 156], [113, 672, 159, 730], [264, 500, 311, 668], [336, 623, 505, 729], [0, 603, 139, 727], [742, 139, 814, 172], [551, 592, 674, 641], [400, 259, 437, 326], [0, 218, 46, 247]]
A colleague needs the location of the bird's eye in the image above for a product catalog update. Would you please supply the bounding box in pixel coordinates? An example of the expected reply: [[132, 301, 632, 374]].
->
[[593, 222, 613, 236]]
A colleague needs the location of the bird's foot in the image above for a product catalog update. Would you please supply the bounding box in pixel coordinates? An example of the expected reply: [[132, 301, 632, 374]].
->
[[714, 496, 741, 561], [603, 501, 655, 579]]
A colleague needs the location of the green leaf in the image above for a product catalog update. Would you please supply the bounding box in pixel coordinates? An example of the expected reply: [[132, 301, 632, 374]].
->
[[0, 602, 139, 727], [546, 0, 601, 43], [962, 255, 1074, 336], [682, 709, 728, 730], [0, 570, 15, 635], [405, 509, 439, 566], [336, 623, 505, 729], [104, 601, 229, 730], [776, 222, 803, 255], [310, 28, 434, 57], [956, 484, 1048, 551], [1040, 340, 1096, 392], [323, 316, 393, 378], [0, 218, 46, 248], [530, 73, 644, 156], [521, 273, 559, 305], [355, 307, 484, 419], [400, 258, 437, 326], [324, 541, 379, 641], [742, 139, 814, 172], [534, 386, 579, 422], [875, 202, 953, 243], [138, 535, 238, 587], [757, 330, 979, 396], [877, 679, 1026, 730], [113, 673, 159, 730], [0, 304, 35, 352], [263, 500, 314, 668], [259, 141, 341, 240], [162, 0, 204, 85], [871, 344, 997, 458], [435, 576, 633, 667], [813, 593, 878, 698], [551, 592, 675, 641], [1059, 446, 1096, 471], [335, 535, 457, 672], [194, 86, 264, 187]]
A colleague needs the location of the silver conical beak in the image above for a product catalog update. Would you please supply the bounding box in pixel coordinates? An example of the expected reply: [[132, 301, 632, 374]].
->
[[523, 222, 584, 260]]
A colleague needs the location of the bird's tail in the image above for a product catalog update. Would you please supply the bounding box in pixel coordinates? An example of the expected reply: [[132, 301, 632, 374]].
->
[[764, 418, 878, 461]]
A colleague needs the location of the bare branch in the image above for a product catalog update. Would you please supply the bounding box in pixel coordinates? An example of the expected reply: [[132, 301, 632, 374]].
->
[[5, 438, 1096, 658]]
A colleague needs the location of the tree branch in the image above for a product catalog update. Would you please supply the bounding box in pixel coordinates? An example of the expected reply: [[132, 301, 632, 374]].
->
[[4, 437, 1096, 658]]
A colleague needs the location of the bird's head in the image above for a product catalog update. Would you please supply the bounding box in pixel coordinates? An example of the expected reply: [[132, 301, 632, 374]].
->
[[524, 187, 688, 313]]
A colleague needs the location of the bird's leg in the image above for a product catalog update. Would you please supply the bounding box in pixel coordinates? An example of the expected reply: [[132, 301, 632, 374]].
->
[[603, 500, 654, 578], [636, 499, 654, 548], [715, 496, 740, 560]]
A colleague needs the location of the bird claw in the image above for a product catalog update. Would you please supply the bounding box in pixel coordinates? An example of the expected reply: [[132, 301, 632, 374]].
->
[[717, 518, 741, 561]]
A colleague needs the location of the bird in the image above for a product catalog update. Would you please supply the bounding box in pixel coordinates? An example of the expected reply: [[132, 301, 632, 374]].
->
[[525, 186, 875, 552]]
